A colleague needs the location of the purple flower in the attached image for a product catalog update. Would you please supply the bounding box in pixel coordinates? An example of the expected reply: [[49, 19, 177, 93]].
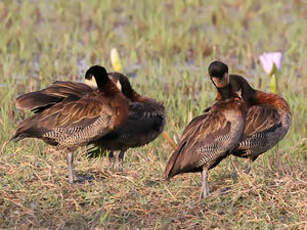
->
[[259, 52, 283, 74]]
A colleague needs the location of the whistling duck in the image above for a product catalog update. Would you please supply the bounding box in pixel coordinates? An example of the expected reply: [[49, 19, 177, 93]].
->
[[164, 61, 247, 198], [15, 71, 165, 172], [89, 72, 165, 171], [211, 65, 291, 173], [12, 66, 129, 183]]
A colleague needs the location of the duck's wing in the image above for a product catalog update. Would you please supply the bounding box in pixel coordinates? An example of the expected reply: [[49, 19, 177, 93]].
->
[[111, 101, 166, 139], [165, 104, 243, 179], [127, 100, 165, 125], [243, 105, 281, 136], [232, 104, 282, 157], [16, 81, 93, 113], [12, 91, 128, 147]]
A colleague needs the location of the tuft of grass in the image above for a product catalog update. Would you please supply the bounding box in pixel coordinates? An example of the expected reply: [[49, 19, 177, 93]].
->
[[0, 0, 306, 229]]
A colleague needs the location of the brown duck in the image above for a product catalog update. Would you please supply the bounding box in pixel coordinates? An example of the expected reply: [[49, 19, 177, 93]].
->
[[89, 72, 165, 171], [15, 72, 165, 172], [164, 61, 247, 198], [208, 63, 291, 173], [12, 66, 129, 183]]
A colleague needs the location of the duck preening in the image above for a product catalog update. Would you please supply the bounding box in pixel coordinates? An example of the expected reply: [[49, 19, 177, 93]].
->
[[224, 73, 291, 173], [14, 69, 165, 174], [203, 61, 291, 173], [88, 72, 166, 171], [164, 61, 248, 198], [12, 65, 129, 183]]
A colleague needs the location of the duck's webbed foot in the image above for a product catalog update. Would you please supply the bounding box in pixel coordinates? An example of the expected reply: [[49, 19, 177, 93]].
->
[[74, 174, 94, 183], [67, 152, 93, 183]]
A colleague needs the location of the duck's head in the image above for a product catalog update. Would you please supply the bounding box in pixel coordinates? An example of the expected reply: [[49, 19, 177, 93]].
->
[[208, 61, 229, 89], [208, 61, 255, 101], [108, 72, 134, 99], [85, 65, 109, 89], [229, 75, 256, 105], [208, 61, 234, 100]]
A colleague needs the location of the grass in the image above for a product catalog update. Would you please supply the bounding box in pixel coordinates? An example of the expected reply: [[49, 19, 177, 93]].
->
[[0, 0, 306, 229]]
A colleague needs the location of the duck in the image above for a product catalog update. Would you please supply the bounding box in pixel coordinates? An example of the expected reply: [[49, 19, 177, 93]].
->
[[164, 61, 248, 198], [11, 65, 129, 183], [15, 71, 166, 172], [89, 72, 166, 171], [209, 63, 291, 173]]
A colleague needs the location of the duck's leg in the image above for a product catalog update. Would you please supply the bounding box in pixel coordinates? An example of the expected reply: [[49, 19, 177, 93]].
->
[[244, 158, 253, 174], [108, 151, 115, 169], [273, 143, 280, 168], [67, 151, 93, 183], [67, 152, 76, 183], [118, 150, 126, 172], [201, 168, 210, 198], [231, 157, 240, 174]]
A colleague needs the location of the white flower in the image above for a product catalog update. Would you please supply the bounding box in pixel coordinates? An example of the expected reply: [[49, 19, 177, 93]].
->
[[259, 52, 283, 74]]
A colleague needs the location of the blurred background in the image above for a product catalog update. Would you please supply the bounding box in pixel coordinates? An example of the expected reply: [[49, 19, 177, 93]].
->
[[0, 0, 306, 229]]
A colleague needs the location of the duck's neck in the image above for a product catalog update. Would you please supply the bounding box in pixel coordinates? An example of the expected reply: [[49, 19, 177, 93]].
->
[[99, 80, 120, 96], [216, 84, 235, 101]]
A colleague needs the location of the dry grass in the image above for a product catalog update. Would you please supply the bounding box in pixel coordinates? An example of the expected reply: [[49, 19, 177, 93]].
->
[[1, 139, 306, 229]]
